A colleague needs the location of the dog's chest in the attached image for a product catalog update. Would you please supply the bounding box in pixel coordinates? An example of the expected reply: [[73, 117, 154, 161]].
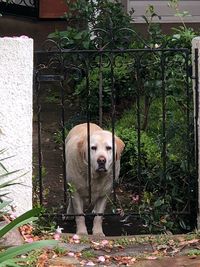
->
[[78, 174, 112, 200]]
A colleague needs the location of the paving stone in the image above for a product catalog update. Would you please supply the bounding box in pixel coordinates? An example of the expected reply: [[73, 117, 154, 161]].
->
[[111, 244, 153, 257], [133, 256, 200, 267], [48, 256, 81, 266], [56, 242, 90, 253], [0, 221, 24, 248], [92, 244, 153, 258]]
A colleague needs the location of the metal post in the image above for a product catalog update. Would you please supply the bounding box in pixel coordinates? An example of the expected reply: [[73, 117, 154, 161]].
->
[[192, 38, 200, 229]]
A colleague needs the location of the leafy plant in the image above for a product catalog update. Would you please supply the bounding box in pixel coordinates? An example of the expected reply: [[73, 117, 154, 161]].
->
[[0, 151, 57, 266], [45, 0, 198, 234], [49, 0, 135, 49]]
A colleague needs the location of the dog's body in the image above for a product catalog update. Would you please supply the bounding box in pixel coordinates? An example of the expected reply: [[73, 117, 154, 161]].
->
[[65, 123, 124, 236]]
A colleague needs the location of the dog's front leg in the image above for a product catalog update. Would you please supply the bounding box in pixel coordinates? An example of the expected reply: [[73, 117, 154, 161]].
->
[[72, 192, 88, 235], [92, 196, 107, 236]]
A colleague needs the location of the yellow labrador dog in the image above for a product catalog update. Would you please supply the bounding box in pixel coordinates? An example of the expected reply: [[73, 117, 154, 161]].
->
[[65, 123, 125, 236]]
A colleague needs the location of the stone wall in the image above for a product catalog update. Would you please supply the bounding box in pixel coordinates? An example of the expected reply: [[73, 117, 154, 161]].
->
[[0, 36, 33, 215]]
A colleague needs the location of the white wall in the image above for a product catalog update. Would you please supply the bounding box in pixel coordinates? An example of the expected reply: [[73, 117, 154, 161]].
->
[[127, 0, 200, 23], [0, 37, 33, 216]]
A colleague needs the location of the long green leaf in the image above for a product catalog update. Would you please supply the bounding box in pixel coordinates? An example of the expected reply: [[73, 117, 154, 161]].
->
[[0, 254, 28, 267], [12, 217, 38, 229], [0, 170, 20, 179], [0, 180, 20, 189], [0, 240, 58, 263], [0, 200, 12, 211], [0, 208, 41, 238], [0, 259, 22, 267], [0, 162, 8, 173]]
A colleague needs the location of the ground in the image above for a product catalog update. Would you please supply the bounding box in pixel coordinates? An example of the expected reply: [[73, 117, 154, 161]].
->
[[16, 225, 200, 266], [27, 233, 200, 266]]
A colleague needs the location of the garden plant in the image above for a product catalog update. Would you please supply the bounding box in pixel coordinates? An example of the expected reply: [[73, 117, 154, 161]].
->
[[0, 149, 57, 266], [46, 0, 198, 234]]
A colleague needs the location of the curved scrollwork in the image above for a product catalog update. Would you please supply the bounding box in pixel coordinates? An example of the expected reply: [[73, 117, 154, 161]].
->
[[2, 0, 35, 7]]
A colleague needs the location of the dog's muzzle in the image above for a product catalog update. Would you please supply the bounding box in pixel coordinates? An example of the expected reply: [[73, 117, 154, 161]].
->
[[96, 156, 107, 172]]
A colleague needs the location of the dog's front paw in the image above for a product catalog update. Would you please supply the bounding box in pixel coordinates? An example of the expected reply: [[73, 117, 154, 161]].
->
[[92, 230, 105, 237], [76, 226, 88, 236], [76, 230, 88, 236]]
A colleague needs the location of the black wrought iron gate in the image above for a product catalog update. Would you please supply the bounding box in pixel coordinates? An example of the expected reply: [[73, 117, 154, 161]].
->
[[34, 38, 198, 235]]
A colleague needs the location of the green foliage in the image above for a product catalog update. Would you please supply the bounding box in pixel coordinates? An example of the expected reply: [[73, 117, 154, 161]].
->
[[47, 0, 198, 234], [115, 97, 195, 233], [187, 249, 200, 256], [49, 0, 134, 49], [0, 240, 57, 266], [0, 153, 57, 266]]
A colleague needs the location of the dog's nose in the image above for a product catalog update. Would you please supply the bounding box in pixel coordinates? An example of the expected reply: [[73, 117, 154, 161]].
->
[[97, 156, 106, 165]]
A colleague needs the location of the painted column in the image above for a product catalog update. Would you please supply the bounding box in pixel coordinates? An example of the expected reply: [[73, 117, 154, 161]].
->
[[0, 37, 33, 215]]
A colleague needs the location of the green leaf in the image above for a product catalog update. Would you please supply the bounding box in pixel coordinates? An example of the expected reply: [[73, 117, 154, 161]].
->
[[0, 257, 26, 267], [0, 170, 20, 179], [0, 208, 42, 238], [0, 200, 12, 211], [0, 240, 58, 263]]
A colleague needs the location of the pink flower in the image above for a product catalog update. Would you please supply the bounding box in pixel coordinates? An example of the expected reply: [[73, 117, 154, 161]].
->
[[86, 261, 95, 266], [98, 256, 105, 262], [68, 252, 75, 257], [25, 238, 34, 243], [53, 233, 61, 240], [56, 226, 64, 234], [101, 239, 109, 246], [9, 211, 17, 220], [53, 226, 64, 240], [72, 234, 80, 240]]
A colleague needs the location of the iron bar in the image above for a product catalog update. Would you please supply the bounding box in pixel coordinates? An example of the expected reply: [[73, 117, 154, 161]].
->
[[185, 51, 190, 175], [35, 78, 43, 205], [35, 48, 190, 55], [43, 211, 191, 218], [136, 55, 141, 191], [110, 53, 117, 203], [195, 48, 199, 183], [99, 55, 103, 127], [194, 48, 199, 225], [60, 81, 67, 205], [85, 58, 92, 204], [161, 52, 167, 181]]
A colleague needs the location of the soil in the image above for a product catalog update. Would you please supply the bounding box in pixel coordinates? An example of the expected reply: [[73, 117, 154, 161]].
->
[[33, 85, 81, 209], [47, 234, 200, 267]]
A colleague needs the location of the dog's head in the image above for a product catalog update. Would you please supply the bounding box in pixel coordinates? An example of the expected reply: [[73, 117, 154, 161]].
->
[[78, 130, 125, 173]]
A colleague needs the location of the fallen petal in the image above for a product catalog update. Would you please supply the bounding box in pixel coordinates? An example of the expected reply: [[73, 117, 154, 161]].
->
[[68, 252, 75, 257], [53, 233, 60, 240], [86, 261, 95, 266], [98, 256, 106, 262], [146, 256, 157, 260], [25, 238, 34, 243], [101, 239, 109, 246], [73, 234, 80, 240]]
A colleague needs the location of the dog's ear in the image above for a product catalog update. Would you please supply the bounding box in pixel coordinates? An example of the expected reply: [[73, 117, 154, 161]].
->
[[115, 136, 125, 160], [77, 139, 86, 160]]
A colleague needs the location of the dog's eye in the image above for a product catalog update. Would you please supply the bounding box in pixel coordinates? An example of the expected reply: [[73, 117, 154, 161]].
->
[[106, 146, 112, 151], [91, 146, 97, 150]]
